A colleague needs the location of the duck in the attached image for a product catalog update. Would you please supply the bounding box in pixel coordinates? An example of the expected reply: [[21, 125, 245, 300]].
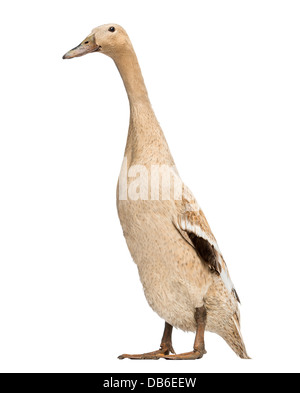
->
[[63, 24, 249, 360]]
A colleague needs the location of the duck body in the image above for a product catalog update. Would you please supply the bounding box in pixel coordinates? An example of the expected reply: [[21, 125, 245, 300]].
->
[[63, 23, 249, 359], [116, 106, 208, 333], [117, 107, 245, 357]]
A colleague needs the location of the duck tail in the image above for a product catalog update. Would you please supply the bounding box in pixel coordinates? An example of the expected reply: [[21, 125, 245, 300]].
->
[[221, 313, 250, 359]]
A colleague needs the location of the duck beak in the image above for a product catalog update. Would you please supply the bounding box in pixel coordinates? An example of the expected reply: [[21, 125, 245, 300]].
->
[[62, 35, 100, 59]]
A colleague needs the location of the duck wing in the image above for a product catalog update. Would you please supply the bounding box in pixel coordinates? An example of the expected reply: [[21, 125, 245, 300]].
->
[[174, 184, 240, 303]]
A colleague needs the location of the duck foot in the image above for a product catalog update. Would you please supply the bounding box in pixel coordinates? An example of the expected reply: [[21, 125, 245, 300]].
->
[[118, 322, 175, 360], [164, 348, 207, 360], [118, 345, 175, 360], [118, 306, 207, 361]]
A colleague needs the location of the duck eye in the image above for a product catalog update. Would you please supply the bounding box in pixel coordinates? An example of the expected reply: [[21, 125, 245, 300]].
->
[[108, 26, 115, 32]]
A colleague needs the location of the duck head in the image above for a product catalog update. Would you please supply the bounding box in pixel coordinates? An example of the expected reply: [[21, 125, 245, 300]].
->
[[62, 24, 131, 60]]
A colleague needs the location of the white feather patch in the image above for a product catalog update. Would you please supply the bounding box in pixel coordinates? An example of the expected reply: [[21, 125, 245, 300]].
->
[[178, 216, 221, 254], [220, 268, 234, 293]]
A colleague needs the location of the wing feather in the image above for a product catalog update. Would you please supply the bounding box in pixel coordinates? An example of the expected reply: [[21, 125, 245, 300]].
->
[[175, 185, 240, 302]]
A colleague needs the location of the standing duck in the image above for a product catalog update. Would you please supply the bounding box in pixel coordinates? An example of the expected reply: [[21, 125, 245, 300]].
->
[[63, 24, 249, 359]]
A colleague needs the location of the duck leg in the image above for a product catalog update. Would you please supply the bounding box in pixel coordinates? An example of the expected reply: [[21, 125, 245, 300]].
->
[[164, 306, 207, 360], [118, 322, 175, 359]]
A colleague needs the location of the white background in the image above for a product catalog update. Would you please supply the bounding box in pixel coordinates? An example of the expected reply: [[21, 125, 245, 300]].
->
[[0, 0, 299, 373]]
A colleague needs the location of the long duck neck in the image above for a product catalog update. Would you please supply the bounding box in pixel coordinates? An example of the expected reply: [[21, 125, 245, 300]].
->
[[112, 44, 172, 164], [114, 48, 149, 107], [113, 44, 153, 115]]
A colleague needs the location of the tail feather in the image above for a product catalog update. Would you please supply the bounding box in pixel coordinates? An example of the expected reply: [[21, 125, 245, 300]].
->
[[221, 314, 250, 359], [205, 276, 250, 359]]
